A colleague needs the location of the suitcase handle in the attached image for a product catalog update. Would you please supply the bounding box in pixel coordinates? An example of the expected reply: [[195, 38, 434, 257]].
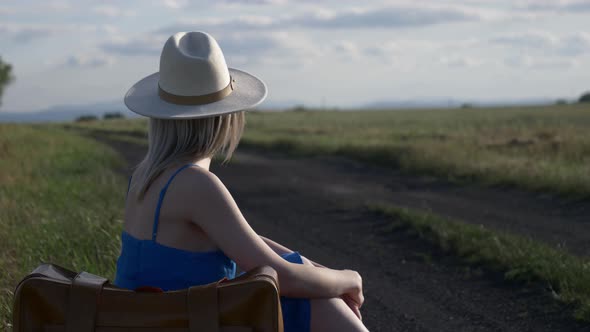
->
[[65, 271, 108, 332]]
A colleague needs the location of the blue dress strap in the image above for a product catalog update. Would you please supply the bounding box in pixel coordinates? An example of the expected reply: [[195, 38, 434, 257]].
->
[[152, 164, 197, 241]]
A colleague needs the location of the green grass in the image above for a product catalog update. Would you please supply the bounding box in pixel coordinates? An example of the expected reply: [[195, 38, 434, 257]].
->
[[69, 118, 148, 135], [74, 103, 590, 198], [240, 104, 590, 198], [3, 109, 590, 326], [0, 124, 127, 329], [368, 203, 590, 322]]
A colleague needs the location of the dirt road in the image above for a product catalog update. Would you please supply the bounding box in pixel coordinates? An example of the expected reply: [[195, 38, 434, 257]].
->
[[90, 132, 589, 332]]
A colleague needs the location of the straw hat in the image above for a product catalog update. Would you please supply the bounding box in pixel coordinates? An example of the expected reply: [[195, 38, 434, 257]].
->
[[124, 31, 267, 119]]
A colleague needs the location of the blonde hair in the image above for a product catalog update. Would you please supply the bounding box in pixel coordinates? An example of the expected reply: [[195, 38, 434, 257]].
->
[[131, 111, 245, 200]]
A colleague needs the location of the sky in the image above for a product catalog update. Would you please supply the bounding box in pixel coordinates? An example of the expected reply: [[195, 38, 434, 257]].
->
[[1, 0, 589, 112]]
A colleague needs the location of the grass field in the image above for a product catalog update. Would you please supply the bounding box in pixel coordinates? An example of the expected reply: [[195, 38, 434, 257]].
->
[[0, 124, 126, 329], [76, 103, 590, 198], [2, 103, 590, 327], [368, 203, 590, 321]]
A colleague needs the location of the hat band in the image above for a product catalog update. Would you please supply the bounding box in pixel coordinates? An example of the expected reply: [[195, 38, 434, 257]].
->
[[158, 77, 235, 105]]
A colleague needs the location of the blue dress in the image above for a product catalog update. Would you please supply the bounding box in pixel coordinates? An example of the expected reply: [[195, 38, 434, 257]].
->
[[113, 164, 311, 332]]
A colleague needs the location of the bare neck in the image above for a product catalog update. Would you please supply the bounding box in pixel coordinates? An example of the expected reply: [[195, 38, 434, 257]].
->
[[190, 156, 212, 171]]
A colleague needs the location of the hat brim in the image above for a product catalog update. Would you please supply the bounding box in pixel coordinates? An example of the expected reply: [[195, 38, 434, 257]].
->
[[124, 68, 267, 119]]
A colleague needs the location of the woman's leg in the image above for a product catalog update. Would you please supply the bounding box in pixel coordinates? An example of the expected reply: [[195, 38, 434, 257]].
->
[[310, 297, 370, 332]]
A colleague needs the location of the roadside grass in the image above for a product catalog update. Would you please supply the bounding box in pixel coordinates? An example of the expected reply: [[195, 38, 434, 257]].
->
[[69, 118, 148, 135], [71, 103, 590, 198], [239, 104, 590, 199], [0, 124, 126, 329], [367, 203, 590, 322], [66, 119, 148, 146]]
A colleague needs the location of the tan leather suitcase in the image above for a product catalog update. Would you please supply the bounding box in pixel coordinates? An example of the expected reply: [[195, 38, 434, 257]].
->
[[12, 263, 283, 332]]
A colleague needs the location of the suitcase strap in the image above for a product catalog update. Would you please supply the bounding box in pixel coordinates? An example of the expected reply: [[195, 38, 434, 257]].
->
[[65, 271, 108, 332], [188, 282, 219, 332]]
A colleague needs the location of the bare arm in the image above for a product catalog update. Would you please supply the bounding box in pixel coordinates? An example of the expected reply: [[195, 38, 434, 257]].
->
[[260, 231, 363, 319], [181, 168, 363, 305], [259, 235, 292, 255], [260, 235, 327, 268]]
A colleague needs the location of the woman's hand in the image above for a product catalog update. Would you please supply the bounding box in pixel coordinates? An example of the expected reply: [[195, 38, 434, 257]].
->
[[342, 294, 362, 320], [301, 255, 364, 320], [341, 269, 364, 312]]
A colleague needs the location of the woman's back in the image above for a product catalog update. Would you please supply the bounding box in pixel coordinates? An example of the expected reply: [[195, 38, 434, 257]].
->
[[114, 161, 314, 331], [114, 162, 237, 291], [124, 162, 218, 252]]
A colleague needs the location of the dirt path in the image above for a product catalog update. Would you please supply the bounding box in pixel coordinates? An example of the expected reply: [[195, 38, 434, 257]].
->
[[234, 146, 590, 258], [88, 132, 590, 332]]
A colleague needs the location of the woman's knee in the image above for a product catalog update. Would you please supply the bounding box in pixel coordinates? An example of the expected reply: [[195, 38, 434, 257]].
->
[[310, 297, 368, 332]]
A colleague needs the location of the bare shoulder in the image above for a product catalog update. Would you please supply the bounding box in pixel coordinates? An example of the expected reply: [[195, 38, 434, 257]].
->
[[166, 164, 293, 273], [171, 166, 238, 219], [172, 165, 226, 192]]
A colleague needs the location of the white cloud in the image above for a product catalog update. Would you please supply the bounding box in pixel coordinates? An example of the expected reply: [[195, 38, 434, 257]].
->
[[439, 55, 483, 68], [490, 31, 590, 57], [0, 23, 118, 43], [58, 53, 115, 68], [157, 5, 480, 34], [101, 34, 166, 56], [100, 30, 325, 68], [0, 25, 53, 43], [212, 31, 323, 66], [101, 27, 483, 72], [214, 0, 289, 6], [0, 1, 72, 15], [363, 42, 400, 59], [491, 31, 557, 49], [294, 6, 480, 29], [158, 0, 189, 9], [92, 5, 136, 18], [156, 16, 276, 34], [328, 40, 362, 60], [46, 0, 71, 11], [158, 0, 291, 9], [517, 0, 590, 13], [504, 55, 577, 69]]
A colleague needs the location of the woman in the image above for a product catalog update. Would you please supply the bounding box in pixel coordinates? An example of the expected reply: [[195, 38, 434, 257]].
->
[[114, 31, 368, 332]]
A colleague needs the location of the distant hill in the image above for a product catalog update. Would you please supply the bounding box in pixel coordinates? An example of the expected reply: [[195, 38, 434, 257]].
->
[[0, 99, 297, 123], [361, 97, 560, 109], [0, 100, 139, 123], [0, 97, 572, 123]]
